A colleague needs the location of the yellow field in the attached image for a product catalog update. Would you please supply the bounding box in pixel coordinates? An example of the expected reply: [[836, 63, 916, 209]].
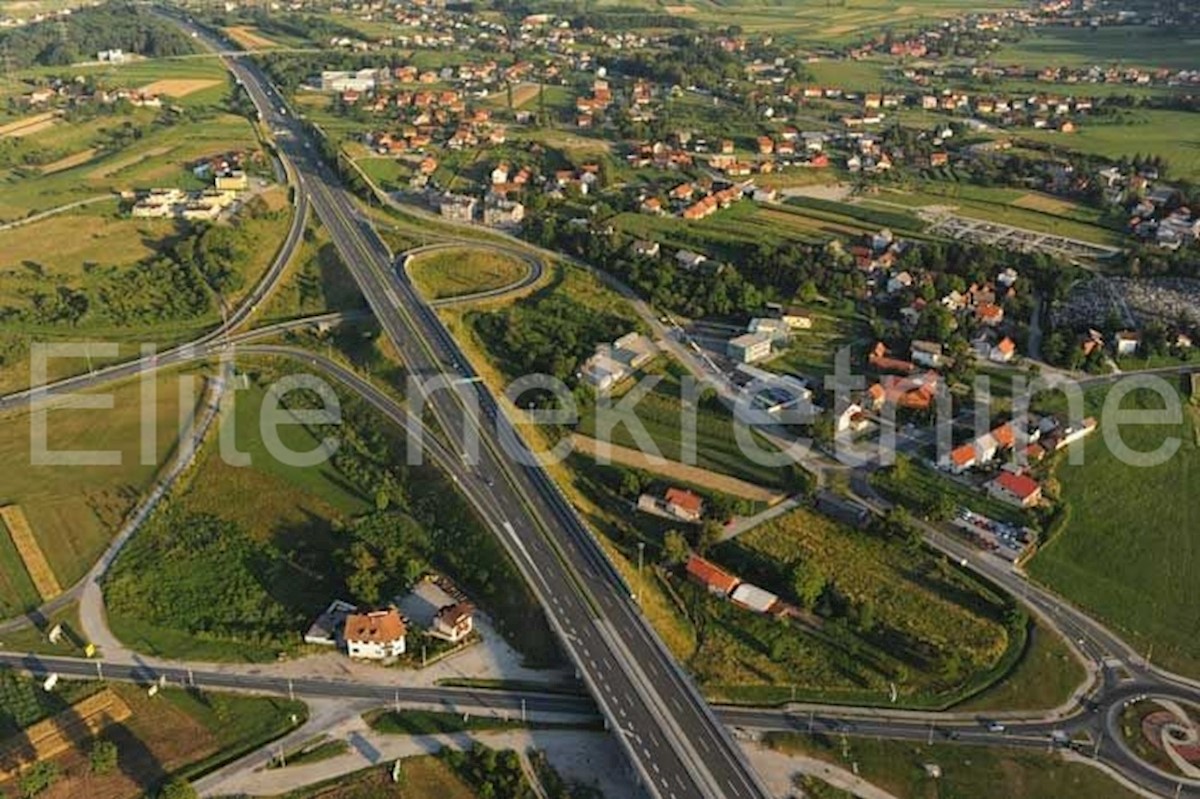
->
[[40, 148, 98, 175], [0, 689, 132, 780], [664, 4, 697, 13], [0, 505, 62, 599], [139, 78, 221, 98], [1012, 192, 1080, 215], [0, 111, 57, 138], [223, 25, 279, 49]]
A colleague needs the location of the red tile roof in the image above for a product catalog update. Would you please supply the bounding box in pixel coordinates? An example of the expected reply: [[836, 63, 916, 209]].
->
[[665, 487, 704, 516], [685, 555, 739, 595], [994, 471, 1040, 501], [344, 609, 406, 644]]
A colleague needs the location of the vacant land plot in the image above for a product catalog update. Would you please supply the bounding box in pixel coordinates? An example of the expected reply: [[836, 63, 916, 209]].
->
[[139, 78, 222, 98], [0, 111, 57, 138], [0, 208, 172, 278], [0, 504, 62, 600], [767, 308, 868, 380], [764, 733, 1142, 799], [38, 148, 99, 175], [223, 25, 279, 49], [570, 434, 785, 503], [0, 370, 199, 608], [1029, 384, 1200, 676], [1012, 193, 1081, 216], [288, 756, 479, 798], [408, 248, 531, 301]]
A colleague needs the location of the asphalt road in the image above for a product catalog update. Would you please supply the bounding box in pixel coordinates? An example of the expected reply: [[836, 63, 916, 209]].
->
[[167, 19, 769, 799]]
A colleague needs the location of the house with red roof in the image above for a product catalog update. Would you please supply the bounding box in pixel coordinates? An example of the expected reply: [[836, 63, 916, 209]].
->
[[988, 471, 1042, 508], [685, 554, 740, 597], [665, 487, 704, 522]]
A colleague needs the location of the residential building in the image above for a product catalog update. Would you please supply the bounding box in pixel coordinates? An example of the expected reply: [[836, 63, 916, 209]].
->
[[439, 193, 477, 222], [431, 602, 474, 643], [675, 250, 707, 270], [910, 340, 944, 368], [304, 600, 357, 646], [344, 608, 407, 660], [730, 583, 780, 615], [482, 196, 525, 228], [987, 471, 1042, 508], [632, 240, 660, 258], [664, 487, 704, 522], [1115, 330, 1140, 356], [990, 337, 1017, 363], [685, 554, 739, 597], [728, 332, 774, 364]]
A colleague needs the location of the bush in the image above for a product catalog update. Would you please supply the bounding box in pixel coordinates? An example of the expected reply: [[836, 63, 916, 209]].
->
[[90, 738, 118, 775]]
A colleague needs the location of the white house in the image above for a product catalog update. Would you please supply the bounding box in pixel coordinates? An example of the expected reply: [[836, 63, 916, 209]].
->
[[1114, 331, 1140, 356], [344, 608, 407, 660], [675, 250, 707, 270], [431, 603, 474, 643], [910, 340, 944, 368]]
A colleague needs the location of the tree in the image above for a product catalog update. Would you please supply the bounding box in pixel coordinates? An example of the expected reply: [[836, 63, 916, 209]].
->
[[90, 738, 118, 775], [346, 541, 383, 605], [19, 762, 59, 797], [157, 777, 198, 799], [791, 559, 827, 609], [697, 520, 722, 554], [662, 530, 690, 565]]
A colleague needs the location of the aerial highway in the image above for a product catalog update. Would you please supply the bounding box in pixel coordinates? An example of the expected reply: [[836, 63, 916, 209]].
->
[[160, 14, 772, 799], [0, 9, 1195, 798]]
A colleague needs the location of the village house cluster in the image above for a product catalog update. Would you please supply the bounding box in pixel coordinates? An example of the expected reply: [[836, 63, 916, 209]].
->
[[129, 152, 251, 221]]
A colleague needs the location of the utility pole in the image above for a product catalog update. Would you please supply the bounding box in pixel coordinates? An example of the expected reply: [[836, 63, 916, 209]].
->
[[288, 678, 295, 702], [1093, 729, 1104, 759], [95, 661, 103, 680], [927, 722, 934, 745], [521, 698, 527, 724]]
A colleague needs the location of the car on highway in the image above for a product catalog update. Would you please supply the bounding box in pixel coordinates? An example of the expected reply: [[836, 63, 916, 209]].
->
[[987, 722, 1006, 733]]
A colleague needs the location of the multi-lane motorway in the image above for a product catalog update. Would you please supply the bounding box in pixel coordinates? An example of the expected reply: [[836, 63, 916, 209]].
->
[[168, 17, 770, 799]]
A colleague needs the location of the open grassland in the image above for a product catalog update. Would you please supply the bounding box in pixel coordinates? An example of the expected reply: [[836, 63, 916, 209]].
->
[[1029, 383, 1200, 677], [408, 248, 531, 301], [259, 220, 367, 322], [24, 57, 232, 109], [763, 733, 1142, 799], [992, 25, 1200, 70], [605, 0, 1023, 39], [0, 206, 176, 278], [0, 369, 199, 612], [1019, 109, 1200, 183], [0, 671, 304, 799]]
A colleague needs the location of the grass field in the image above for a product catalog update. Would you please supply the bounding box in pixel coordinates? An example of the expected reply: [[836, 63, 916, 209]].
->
[[1019, 109, 1200, 183], [258, 220, 366, 322], [0, 504, 62, 599], [766, 307, 869, 380], [0, 207, 177, 280], [0, 370, 200, 614], [0, 674, 305, 799], [954, 622, 1086, 713], [1029, 383, 1200, 676], [992, 25, 1200, 70], [763, 733, 1142, 799], [407, 248, 531, 301]]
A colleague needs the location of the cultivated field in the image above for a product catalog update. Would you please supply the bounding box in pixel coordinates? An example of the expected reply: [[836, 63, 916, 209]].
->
[[1029, 385, 1200, 677], [139, 78, 222, 98], [1020, 110, 1200, 183], [0, 111, 57, 138], [289, 757, 479, 798], [0, 504, 62, 600], [0, 688, 132, 780], [407, 248, 530, 301], [222, 25, 280, 50]]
